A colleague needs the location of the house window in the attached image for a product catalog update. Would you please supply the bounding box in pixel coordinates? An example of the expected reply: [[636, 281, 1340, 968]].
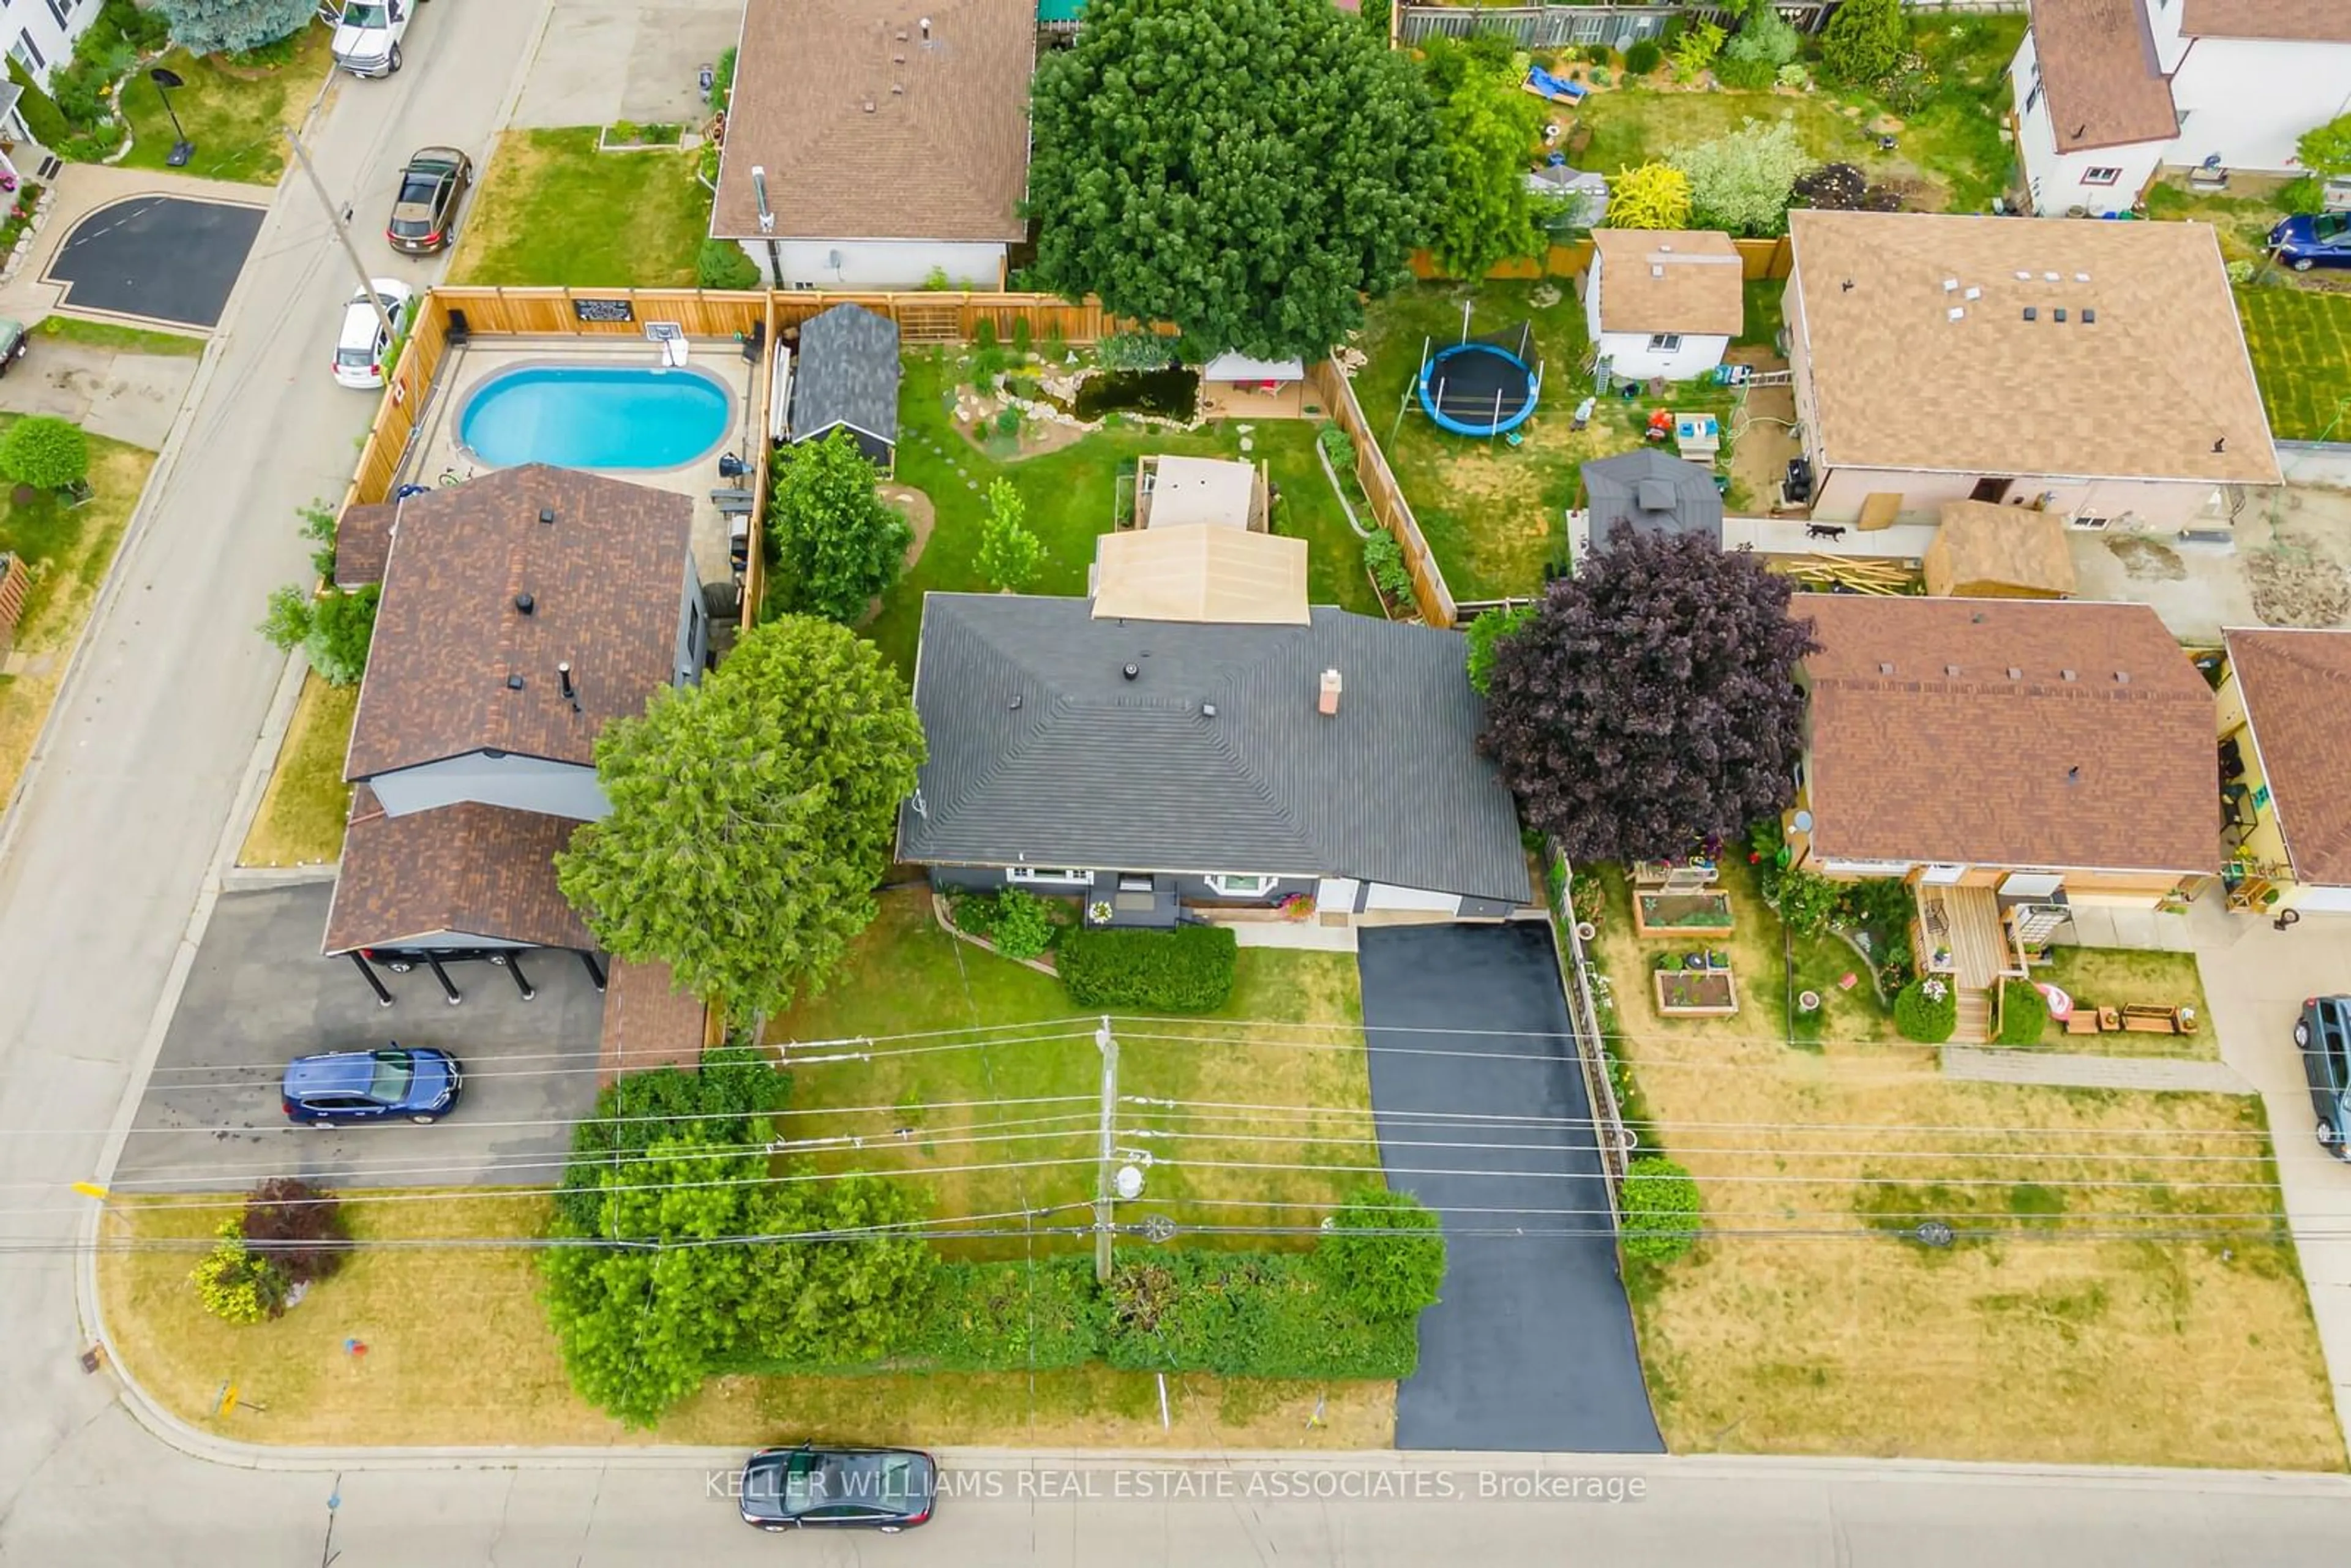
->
[[1007, 866, 1092, 887], [2023, 70, 2041, 115], [1645, 333, 1682, 352], [11, 34, 44, 73], [2083, 167, 2124, 186], [45, 0, 72, 29], [1204, 873, 1277, 898]]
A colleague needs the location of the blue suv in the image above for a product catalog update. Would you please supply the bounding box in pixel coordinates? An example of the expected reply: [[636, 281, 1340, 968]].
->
[[2268, 211, 2351, 271], [282, 1046, 462, 1127], [2295, 999, 2351, 1158]]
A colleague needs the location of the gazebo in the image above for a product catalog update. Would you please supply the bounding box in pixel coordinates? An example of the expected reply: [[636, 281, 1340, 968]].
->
[[1581, 449, 1724, 550]]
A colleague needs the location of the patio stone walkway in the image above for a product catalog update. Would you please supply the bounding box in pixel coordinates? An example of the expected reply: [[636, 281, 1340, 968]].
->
[[1940, 1046, 2255, 1094]]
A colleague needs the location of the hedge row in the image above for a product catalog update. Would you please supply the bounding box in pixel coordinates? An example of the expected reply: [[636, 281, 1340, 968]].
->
[[1057, 923, 1236, 1011]]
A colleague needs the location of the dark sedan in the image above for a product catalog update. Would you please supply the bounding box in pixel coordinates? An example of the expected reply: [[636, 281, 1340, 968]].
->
[[282, 1045, 461, 1126], [2268, 211, 2351, 271], [740, 1445, 936, 1533], [386, 146, 471, 255], [2295, 997, 2351, 1158]]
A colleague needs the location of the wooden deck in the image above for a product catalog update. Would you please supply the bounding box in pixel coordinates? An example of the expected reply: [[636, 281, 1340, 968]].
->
[[1915, 884, 2024, 991]]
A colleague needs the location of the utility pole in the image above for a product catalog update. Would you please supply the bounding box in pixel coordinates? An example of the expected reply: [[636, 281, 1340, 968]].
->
[[287, 125, 396, 345], [1094, 1015, 1119, 1283]]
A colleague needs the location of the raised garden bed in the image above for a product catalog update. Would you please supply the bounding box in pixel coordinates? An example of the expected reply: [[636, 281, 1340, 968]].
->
[[1655, 966, 1738, 1016], [598, 121, 686, 152], [1635, 890, 1736, 937]]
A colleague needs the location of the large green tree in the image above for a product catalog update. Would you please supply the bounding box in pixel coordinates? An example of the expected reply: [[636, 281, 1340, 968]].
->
[[1670, 118, 1815, 238], [156, 0, 315, 54], [557, 617, 926, 1020], [2297, 110, 2351, 179], [1026, 0, 1440, 359], [1422, 36, 1549, 280], [1818, 0, 1908, 86], [768, 430, 911, 624]]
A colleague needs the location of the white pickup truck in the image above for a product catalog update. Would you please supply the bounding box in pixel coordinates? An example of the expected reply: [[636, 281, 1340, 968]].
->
[[322, 0, 426, 78]]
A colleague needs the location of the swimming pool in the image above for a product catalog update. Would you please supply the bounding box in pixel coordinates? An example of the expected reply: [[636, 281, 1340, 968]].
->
[[457, 364, 733, 471]]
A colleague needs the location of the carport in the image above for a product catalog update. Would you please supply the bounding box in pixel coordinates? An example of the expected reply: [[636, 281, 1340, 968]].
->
[[1357, 921, 1663, 1453], [118, 883, 606, 1193]]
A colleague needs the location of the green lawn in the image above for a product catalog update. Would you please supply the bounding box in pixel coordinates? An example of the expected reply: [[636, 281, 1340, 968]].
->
[[116, 24, 335, 185], [2027, 945, 2217, 1060], [2144, 176, 2288, 264], [1740, 277, 1785, 350], [2234, 285, 2351, 443], [866, 351, 1380, 671], [1564, 16, 2023, 216], [36, 316, 204, 357], [764, 889, 1377, 1259], [238, 673, 357, 868], [446, 128, 708, 288], [1353, 280, 1745, 599]]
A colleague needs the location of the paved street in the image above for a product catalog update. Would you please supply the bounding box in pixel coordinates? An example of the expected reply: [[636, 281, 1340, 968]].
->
[[1359, 923, 1663, 1455], [115, 883, 603, 1193]]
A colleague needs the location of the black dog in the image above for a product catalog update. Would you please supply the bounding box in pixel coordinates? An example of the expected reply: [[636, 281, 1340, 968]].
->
[[1805, 523, 1848, 542]]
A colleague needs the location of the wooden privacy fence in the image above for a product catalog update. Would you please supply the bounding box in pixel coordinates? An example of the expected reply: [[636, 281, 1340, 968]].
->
[[1408, 235, 1792, 282], [1550, 846, 1632, 1201], [1394, 0, 2022, 47], [1308, 358, 1460, 629]]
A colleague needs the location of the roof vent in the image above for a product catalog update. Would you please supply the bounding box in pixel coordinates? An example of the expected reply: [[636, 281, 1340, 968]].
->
[[559, 661, 580, 710], [2006, 666, 2022, 680], [506, 673, 525, 690], [2067, 765, 2082, 784], [539, 508, 555, 525], [1122, 662, 1139, 681], [2113, 670, 2131, 685], [2061, 668, 2077, 681], [2044, 271, 2060, 282], [2023, 307, 2037, 321], [1841, 278, 1855, 293], [2214, 437, 2228, 454], [1201, 702, 1217, 718], [1878, 661, 1895, 675], [1947, 307, 1964, 322], [1008, 692, 1022, 710], [1942, 278, 1959, 292], [920, 14, 932, 38], [893, 52, 906, 62], [2082, 307, 2096, 324], [514, 592, 535, 615], [1945, 664, 1961, 677], [2014, 270, 2031, 280], [1319, 668, 1342, 716], [891, 83, 904, 95], [2074, 272, 2090, 283], [863, 99, 876, 113], [1963, 286, 1981, 301]]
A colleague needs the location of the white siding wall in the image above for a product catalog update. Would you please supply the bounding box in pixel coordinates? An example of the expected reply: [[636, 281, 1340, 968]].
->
[[1811, 466, 2225, 530], [367, 754, 610, 822], [2162, 37, 2351, 172], [2011, 29, 2166, 217], [736, 237, 1007, 290], [4, 0, 99, 88], [1586, 247, 1732, 381]]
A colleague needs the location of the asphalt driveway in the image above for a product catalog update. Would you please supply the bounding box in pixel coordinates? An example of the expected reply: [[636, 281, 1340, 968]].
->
[[116, 882, 605, 1193], [43, 195, 265, 329], [1357, 920, 1663, 1454]]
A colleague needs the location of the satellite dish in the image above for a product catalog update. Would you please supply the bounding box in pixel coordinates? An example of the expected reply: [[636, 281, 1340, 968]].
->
[[1791, 811, 1815, 833]]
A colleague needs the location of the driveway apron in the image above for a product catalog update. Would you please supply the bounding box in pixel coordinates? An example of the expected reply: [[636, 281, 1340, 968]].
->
[[1357, 921, 1664, 1453]]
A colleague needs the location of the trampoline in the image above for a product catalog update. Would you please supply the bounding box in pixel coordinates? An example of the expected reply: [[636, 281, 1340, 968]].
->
[[1416, 323, 1542, 437]]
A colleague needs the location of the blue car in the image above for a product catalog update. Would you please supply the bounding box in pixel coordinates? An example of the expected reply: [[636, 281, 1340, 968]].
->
[[2268, 211, 2351, 271], [282, 1045, 461, 1127]]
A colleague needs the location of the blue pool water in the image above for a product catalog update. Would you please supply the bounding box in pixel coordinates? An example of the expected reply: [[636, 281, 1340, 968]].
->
[[457, 364, 733, 471]]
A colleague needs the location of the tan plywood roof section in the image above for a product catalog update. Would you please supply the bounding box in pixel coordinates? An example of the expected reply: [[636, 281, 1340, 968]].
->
[[2222, 628, 2351, 885], [1922, 501, 2079, 598], [1799, 595, 2219, 874], [711, 0, 1034, 243], [2027, 0, 2179, 151], [1592, 229, 1745, 337], [1092, 528, 1310, 625], [1786, 210, 2279, 485], [2179, 0, 2351, 39]]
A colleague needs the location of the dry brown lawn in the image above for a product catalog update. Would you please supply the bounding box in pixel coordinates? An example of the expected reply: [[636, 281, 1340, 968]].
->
[[237, 674, 356, 868], [99, 1191, 1392, 1449]]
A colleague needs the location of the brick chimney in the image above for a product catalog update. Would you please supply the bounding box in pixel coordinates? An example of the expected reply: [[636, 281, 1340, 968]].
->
[[1318, 669, 1342, 716]]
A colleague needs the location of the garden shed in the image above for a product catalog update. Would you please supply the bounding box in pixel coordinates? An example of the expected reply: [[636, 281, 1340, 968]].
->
[[1581, 449, 1723, 549], [1922, 500, 2077, 599]]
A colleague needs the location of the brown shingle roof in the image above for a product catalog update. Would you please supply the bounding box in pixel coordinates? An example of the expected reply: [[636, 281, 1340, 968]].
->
[[2026, 0, 2178, 152], [334, 501, 399, 589], [344, 466, 692, 781], [711, 0, 1033, 244], [2179, 0, 2351, 40], [598, 960, 709, 1086], [1800, 596, 2218, 874], [2223, 628, 2351, 884], [323, 787, 594, 953], [1787, 210, 2279, 486], [1592, 229, 1745, 337]]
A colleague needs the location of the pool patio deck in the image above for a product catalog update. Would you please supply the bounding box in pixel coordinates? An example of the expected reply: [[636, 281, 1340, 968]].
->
[[402, 337, 763, 591]]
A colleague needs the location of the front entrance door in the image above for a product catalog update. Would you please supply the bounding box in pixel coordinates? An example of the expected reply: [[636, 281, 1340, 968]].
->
[[1969, 476, 2014, 503]]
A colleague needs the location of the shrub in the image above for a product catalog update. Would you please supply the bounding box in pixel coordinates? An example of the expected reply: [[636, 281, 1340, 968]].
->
[[988, 888, 1056, 960], [1315, 1186, 1445, 1318], [1464, 602, 1533, 696], [1894, 977, 1957, 1043], [2277, 176, 2326, 216], [977, 476, 1042, 591], [993, 405, 1022, 439], [189, 1219, 288, 1324], [1316, 422, 1357, 470], [1996, 978, 2046, 1046], [1589, 65, 1613, 86], [241, 1176, 348, 1286], [1669, 18, 1725, 77], [1772, 866, 1839, 936], [1670, 117, 1814, 238], [1624, 37, 1663, 76], [696, 238, 761, 289], [899, 1258, 1101, 1370], [105, 0, 173, 51], [1620, 1156, 1700, 1263], [1102, 1250, 1419, 1379], [1820, 0, 1908, 86], [298, 496, 337, 579], [7, 59, 70, 147], [1607, 160, 1693, 230], [1362, 529, 1414, 603], [0, 416, 91, 491], [709, 44, 736, 110], [1058, 923, 1236, 1011], [1094, 329, 1176, 370], [306, 585, 379, 686], [1776, 62, 1809, 89], [553, 1045, 791, 1231], [1711, 50, 1776, 90]]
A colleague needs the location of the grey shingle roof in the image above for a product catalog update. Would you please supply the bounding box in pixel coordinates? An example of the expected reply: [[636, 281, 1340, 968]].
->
[[899, 595, 1531, 904], [1583, 450, 1723, 546], [790, 305, 901, 448]]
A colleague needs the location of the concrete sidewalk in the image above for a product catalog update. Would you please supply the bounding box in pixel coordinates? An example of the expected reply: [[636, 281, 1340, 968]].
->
[[0, 336, 200, 450], [1940, 1046, 2253, 1094]]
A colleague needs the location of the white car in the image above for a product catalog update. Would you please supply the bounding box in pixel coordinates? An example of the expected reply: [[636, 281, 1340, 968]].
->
[[332, 279, 415, 390], [328, 0, 424, 78]]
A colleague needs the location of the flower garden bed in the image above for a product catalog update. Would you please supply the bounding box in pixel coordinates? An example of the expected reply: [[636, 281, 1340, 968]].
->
[[598, 121, 686, 152], [1634, 890, 1736, 937], [1654, 955, 1738, 1016]]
